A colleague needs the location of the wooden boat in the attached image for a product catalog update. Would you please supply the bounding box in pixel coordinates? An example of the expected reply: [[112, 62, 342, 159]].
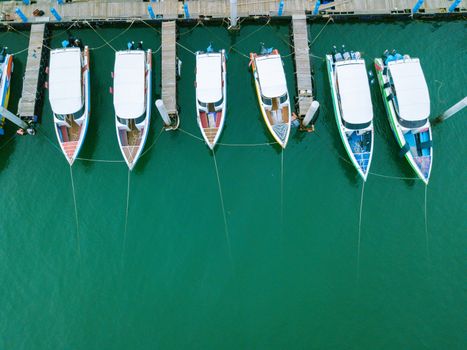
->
[[195, 48, 226, 149], [326, 48, 374, 181], [375, 51, 432, 184], [113, 46, 151, 170], [49, 42, 90, 165], [250, 49, 291, 148], [0, 47, 13, 136]]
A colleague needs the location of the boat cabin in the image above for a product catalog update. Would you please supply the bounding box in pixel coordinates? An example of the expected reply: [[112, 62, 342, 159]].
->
[[196, 53, 223, 111], [387, 59, 430, 129], [113, 50, 146, 130], [335, 60, 373, 130], [256, 55, 289, 110], [49, 48, 84, 124]]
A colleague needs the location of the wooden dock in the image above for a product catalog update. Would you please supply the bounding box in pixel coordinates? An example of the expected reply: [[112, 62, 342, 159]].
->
[[161, 21, 178, 118], [292, 14, 314, 118], [0, 0, 463, 23], [17, 23, 46, 121]]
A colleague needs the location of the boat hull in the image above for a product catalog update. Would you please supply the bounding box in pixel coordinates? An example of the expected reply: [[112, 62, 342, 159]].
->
[[0, 54, 14, 135], [52, 46, 90, 165], [115, 49, 152, 170], [326, 55, 374, 181], [374, 58, 432, 184], [250, 52, 291, 148]]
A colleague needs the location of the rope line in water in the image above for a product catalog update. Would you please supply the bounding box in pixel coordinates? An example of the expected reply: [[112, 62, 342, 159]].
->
[[141, 126, 165, 158], [88, 20, 135, 51], [77, 158, 125, 163], [280, 148, 284, 227], [69, 166, 81, 260], [310, 17, 334, 45], [179, 127, 277, 147], [424, 185, 430, 262], [121, 169, 131, 266], [357, 180, 365, 281], [211, 149, 233, 266], [84, 21, 117, 52]]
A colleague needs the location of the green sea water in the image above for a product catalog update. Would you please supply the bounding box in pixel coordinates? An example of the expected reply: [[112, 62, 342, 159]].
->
[[0, 20, 465, 349]]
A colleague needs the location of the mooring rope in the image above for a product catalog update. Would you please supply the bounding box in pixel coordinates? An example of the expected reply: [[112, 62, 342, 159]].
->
[[36, 126, 63, 153], [69, 165, 81, 260], [369, 172, 420, 181], [43, 21, 79, 41], [424, 184, 430, 262], [280, 148, 284, 227], [310, 16, 334, 45], [140, 126, 165, 158], [179, 127, 277, 147], [77, 157, 125, 163], [84, 21, 117, 52], [121, 168, 131, 267], [211, 149, 234, 267], [88, 19, 135, 51], [357, 180, 365, 281], [176, 41, 197, 56], [139, 19, 161, 34]]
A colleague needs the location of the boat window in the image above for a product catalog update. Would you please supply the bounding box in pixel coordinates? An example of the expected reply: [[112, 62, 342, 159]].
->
[[261, 96, 272, 106], [397, 117, 427, 129], [55, 114, 66, 121], [342, 119, 371, 130], [135, 114, 146, 125], [279, 93, 288, 104], [117, 117, 128, 125], [198, 101, 207, 108], [72, 105, 85, 119]]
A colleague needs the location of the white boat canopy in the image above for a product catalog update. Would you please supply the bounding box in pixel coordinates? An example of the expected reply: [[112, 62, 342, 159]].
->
[[49, 48, 82, 115], [113, 51, 146, 119], [335, 60, 373, 125], [388, 58, 430, 121], [196, 53, 222, 104], [256, 54, 287, 99]]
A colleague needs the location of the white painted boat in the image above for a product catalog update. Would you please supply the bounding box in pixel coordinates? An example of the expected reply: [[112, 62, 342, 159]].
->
[[375, 52, 432, 184], [195, 49, 226, 149], [49, 45, 90, 165], [113, 48, 152, 170], [0, 47, 14, 136], [250, 49, 291, 148], [326, 50, 374, 181]]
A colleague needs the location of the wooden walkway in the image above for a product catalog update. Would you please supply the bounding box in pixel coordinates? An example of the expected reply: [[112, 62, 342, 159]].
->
[[17, 23, 45, 120], [161, 21, 177, 117], [292, 14, 314, 118], [0, 0, 463, 23]]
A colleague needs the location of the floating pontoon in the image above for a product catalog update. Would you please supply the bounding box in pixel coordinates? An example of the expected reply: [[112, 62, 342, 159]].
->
[[250, 49, 291, 148], [49, 45, 90, 165], [375, 52, 432, 184], [327, 49, 374, 180], [113, 48, 151, 170], [195, 49, 226, 149]]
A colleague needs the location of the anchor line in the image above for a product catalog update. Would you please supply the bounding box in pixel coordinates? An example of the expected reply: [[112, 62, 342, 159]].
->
[[424, 184, 430, 261], [357, 180, 365, 281], [121, 169, 131, 266], [84, 21, 117, 52], [69, 166, 81, 259], [211, 149, 233, 266]]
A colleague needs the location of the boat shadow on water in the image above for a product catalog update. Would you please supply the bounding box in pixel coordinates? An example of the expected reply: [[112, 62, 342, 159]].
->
[[0, 127, 17, 172]]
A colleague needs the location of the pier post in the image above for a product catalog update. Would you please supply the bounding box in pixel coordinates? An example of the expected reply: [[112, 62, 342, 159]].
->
[[435, 97, 467, 123], [412, 0, 424, 14], [15, 8, 28, 23], [278, 0, 285, 16], [183, 3, 190, 19], [229, 0, 238, 29], [148, 5, 156, 19], [449, 0, 462, 13], [312, 1, 321, 15], [50, 8, 62, 21]]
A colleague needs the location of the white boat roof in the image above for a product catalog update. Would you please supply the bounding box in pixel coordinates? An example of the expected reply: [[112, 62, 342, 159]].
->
[[196, 53, 222, 103], [113, 50, 146, 119], [388, 58, 430, 121], [49, 48, 82, 115], [256, 54, 287, 99], [335, 60, 373, 125]]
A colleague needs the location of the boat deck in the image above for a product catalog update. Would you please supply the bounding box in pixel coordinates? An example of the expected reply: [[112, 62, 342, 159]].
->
[[161, 21, 178, 117], [17, 23, 46, 121]]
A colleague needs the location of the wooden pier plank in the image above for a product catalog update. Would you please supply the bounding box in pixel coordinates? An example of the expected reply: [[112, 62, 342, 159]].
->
[[292, 14, 313, 117], [18, 23, 45, 119], [161, 21, 177, 116]]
